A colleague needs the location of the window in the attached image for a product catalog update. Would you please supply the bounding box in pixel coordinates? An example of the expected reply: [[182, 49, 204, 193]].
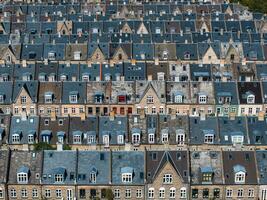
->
[[147, 96, 154, 104], [56, 189, 62, 198], [88, 135, 95, 144], [103, 135, 109, 146], [192, 189, 198, 198], [235, 172, 245, 183], [55, 174, 64, 183], [136, 189, 142, 198], [176, 133, 185, 145], [12, 134, 20, 143], [114, 189, 120, 198], [10, 189, 16, 198], [175, 95, 183, 103], [162, 133, 168, 143], [180, 187, 186, 199], [169, 187, 176, 198], [232, 136, 244, 144], [0, 188, 3, 198], [148, 134, 155, 144], [28, 135, 34, 144], [67, 189, 73, 200], [74, 51, 81, 60], [73, 135, 81, 144], [148, 188, 154, 198], [90, 172, 96, 183], [213, 188, 220, 198], [152, 107, 156, 114], [125, 189, 131, 198], [45, 189, 51, 198], [199, 95, 207, 104], [21, 96, 27, 104], [203, 188, 209, 198], [226, 189, 233, 198], [0, 95, 4, 103], [159, 188, 165, 198], [117, 135, 124, 144], [122, 173, 132, 183], [237, 189, 244, 197], [248, 189, 254, 197], [32, 188, 38, 198], [17, 173, 28, 183], [159, 107, 164, 114], [247, 94, 255, 104], [45, 93, 53, 103], [204, 134, 214, 144], [132, 133, 140, 144], [69, 95, 78, 103], [21, 189, 27, 197], [202, 173, 212, 182], [163, 174, 172, 184]]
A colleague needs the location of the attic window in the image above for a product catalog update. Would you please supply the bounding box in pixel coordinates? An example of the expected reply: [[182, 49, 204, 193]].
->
[[29, 52, 36, 59], [199, 95, 207, 104], [17, 172, 28, 184], [74, 51, 81, 60], [48, 52, 56, 60], [184, 52, 190, 60], [247, 94, 255, 104], [0, 95, 4, 103]]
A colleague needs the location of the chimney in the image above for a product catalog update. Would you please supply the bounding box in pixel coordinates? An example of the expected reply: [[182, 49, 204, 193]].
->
[[50, 110, 56, 121], [56, 143, 63, 151], [200, 112, 206, 121], [147, 75, 152, 81], [258, 111, 265, 121], [21, 112, 27, 121], [80, 112, 86, 121], [109, 110, 115, 121], [229, 112, 236, 120], [220, 28, 224, 35]]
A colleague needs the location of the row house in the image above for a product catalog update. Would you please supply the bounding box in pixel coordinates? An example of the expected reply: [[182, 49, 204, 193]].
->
[[4, 114, 267, 150], [0, 149, 265, 200]]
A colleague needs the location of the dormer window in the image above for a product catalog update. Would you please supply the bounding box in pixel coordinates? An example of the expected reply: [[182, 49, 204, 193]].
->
[[0, 94, 4, 103], [45, 92, 53, 103], [231, 135, 244, 144], [203, 130, 215, 144], [95, 92, 103, 103], [117, 135, 124, 144], [103, 134, 109, 146], [60, 74, 67, 82], [121, 167, 133, 183], [90, 170, 97, 183], [12, 132, 21, 143], [104, 74, 111, 81], [234, 165, 246, 183], [17, 170, 29, 184], [162, 50, 168, 60], [155, 27, 161, 34], [140, 53, 145, 59], [175, 95, 183, 103], [148, 132, 155, 144], [118, 94, 126, 103], [74, 51, 81, 60], [92, 28, 98, 34], [157, 72, 165, 81], [28, 133, 34, 144], [6, 54, 11, 63], [55, 174, 64, 183], [161, 129, 169, 143], [48, 52, 56, 60], [199, 95, 207, 104], [176, 129, 185, 145], [69, 92, 78, 103], [73, 131, 82, 144], [247, 94, 255, 104], [184, 52, 190, 60], [39, 74, 46, 82], [82, 74, 90, 82], [29, 52, 36, 59]]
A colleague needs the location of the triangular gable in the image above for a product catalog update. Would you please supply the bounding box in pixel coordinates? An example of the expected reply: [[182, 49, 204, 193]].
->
[[203, 46, 218, 60], [152, 152, 183, 182], [225, 6, 233, 15], [16, 7, 23, 16], [90, 46, 106, 61], [58, 22, 72, 35], [119, 6, 129, 17], [121, 22, 132, 34], [226, 44, 239, 58], [139, 83, 161, 103], [137, 22, 149, 34], [260, 21, 267, 33], [112, 46, 129, 60], [200, 21, 210, 32], [14, 85, 33, 104], [0, 46, 17, 63]]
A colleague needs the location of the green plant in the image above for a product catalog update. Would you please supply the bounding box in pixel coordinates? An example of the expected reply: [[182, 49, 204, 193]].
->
[[33, 142, 56, 151]]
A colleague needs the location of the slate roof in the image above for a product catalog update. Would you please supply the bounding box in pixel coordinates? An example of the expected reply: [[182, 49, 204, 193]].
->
[[0, 150, 9, 184]]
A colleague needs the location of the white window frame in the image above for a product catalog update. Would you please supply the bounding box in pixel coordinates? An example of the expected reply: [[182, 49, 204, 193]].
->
[[90, 172, 96, 183], [248, 189, 254, 197], [176, 133, 185, 145], [45, 94, 52, 103], [226, 189, 233, 198], [247, 94, 255, 104], [114, 189, 120, 198], [162, 133, 169, 143], [235, 172, 245, 183], [232, 135, 244, 144], [32, 188, 38, 198], [163, 174, 173, 184], [122, 173, 132, 183], [148, 188, 154, 198], [237, 189, 244, 197], [12, 134, 20, 143], [88, 135, 95, 144], [54, 174, 64, 183], [103, 135, 109, 146], [175, 95, 183, 103], [199, 95, 207, 104], [180, 187, 187, 199], [74, 51, 81, 60], [45, 189, 51, 198], [21, 189, 27, 197], [73, 135, 81, 144], [17, 172, 28, 183], [56, 189, 62, 198], [132, 133, 140, 144], [28, 134, 34, 144], [69, 95, 78, 103], [204, 134, 214, 144], [10, 189, 16, 198], [125, 189, 131, 198], [147, 96, 154, 104], [148, 133, 155, 144], [136, 189, 142, 198], [117, 135, 124, 144], [159, 187, 165, 198], [169, 187, 176, 198]]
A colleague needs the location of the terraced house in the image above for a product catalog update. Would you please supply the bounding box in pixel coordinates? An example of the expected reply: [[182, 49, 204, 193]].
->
[[0, 0, 266, 199]]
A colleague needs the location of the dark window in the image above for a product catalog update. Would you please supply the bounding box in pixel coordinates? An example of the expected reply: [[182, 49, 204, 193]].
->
[[101, 189, 106, 198], [80, 189, 86, 199], [152, 152, 157, 160], [203, 189, 209, 198], [118, 95, 126, 103], [90, 189, 96, 197], [88, 107, 93, 114], [192, 189, 198, 198], [100, 153, 105, 160], [70, 172, 75, 180], [213, 188, 220, 198]]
